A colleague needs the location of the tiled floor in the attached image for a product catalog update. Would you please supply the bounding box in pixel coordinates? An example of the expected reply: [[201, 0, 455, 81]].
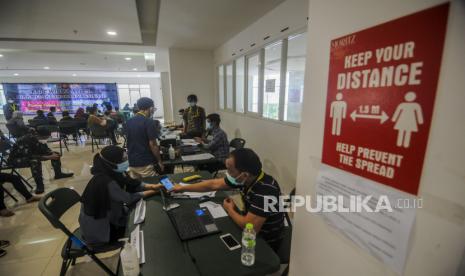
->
[[0, 139, 121, 276]]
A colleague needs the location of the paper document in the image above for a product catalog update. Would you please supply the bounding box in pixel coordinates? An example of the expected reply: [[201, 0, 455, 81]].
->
[[130, 225, 145, 264], [199, 201, 228, 218], [181, 153, 215, 161], [164, 134, 177, 139], [133, 199, 146, 224]]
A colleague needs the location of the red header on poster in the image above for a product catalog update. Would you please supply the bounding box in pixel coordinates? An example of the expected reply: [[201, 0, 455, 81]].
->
[[321, 3, 449, 195]]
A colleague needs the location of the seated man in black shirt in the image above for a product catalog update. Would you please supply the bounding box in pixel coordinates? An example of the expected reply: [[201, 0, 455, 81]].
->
[[7, 127, 74, 194], [47, 106, 58, 125], [171, 148, 284, 250]]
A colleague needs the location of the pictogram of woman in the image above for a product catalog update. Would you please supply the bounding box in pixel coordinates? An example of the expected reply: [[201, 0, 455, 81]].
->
[[392, 92, 424, 148]]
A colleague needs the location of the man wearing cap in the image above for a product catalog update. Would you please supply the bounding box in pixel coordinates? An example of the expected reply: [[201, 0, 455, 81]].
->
[[7, 127, 73, 194], [126, 97, 164, 179], [171, 148, 285, 251]]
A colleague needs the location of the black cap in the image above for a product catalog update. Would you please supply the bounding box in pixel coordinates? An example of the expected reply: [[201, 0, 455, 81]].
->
[[137, 97, 154, 110], [100, 145, 125, 164]]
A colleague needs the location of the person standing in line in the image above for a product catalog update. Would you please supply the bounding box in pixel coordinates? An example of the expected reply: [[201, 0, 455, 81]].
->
[[126, 97, 164, 179], [183, 94, 206, 138]]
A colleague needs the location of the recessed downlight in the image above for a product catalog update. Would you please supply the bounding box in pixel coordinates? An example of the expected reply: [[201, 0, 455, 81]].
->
[[13, 73, 19, 76], [125, 57, 132, 61], [107, 30, 117, 36], [43, 66, 50, 70], [132, 68, 138, 71], [72, 74, 77, 77]]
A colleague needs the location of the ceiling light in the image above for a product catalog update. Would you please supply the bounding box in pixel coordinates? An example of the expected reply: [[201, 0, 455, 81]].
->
[[132, 68, 138, 71], [125, 57, 132, 61], [13, 73, 19, 76], [0, 54, 3, 57], [43, 66, 50, 70], [72, 74, 77, 77], [107, 31, 117, 36]]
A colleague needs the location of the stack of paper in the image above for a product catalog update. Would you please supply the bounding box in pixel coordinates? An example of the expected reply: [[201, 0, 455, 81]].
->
[[133, 199, 146, 225], [181, 139, 199, 146], [181, 153, 215, 161], [130, 225, 145, 264], [199, 201, 228, 218]]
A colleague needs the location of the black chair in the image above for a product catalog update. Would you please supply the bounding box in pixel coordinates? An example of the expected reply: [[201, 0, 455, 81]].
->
[[5, 123, 27, 139], [229, 138, 246, 150], [89, 124, 111, 153], [58, 121, 79, 146], [38, 188, 121, 276], [28, 119, 49, 129], [0, 139, 34, 191], [37, 125, 66, 154], [275, 188, 295, 276]]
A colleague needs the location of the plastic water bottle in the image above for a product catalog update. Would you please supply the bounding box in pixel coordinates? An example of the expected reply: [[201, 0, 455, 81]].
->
[[119, 238, 140, 276], [241, 223, 256, 266], [168, 144, 176, 160]]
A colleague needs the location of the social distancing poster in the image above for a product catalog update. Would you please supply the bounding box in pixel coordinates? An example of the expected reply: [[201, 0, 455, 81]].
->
[[321, 3, 449, 195]]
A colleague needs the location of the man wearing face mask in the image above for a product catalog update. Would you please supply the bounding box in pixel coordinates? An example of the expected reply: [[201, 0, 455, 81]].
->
[[171, 148, 285, 251], [183, 94, 206, 138], [79, 146, 161, 246], [3, 98, 19, 121], [194, 113, 229, 173], [126, 97, 164, 179]]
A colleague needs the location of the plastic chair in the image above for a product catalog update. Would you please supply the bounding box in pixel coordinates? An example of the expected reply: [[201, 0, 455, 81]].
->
[[276, 188, 295, 276], [58, 121, 79, 146], [38, 187, 121, 276], [5, 123, 28, 139], [229, 138, 246, 150], [28, 119, 49, 129], [0, 139, 34, 191], [89, 124, 111, 153], [37, 125, 66, 154]]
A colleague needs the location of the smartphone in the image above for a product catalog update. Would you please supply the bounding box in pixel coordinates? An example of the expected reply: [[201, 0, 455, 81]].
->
[[160, 176, 175, 191], [220, 233, 241, 251]]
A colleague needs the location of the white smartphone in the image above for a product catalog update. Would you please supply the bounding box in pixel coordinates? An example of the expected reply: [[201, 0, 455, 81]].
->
[[220, 233, 241, 251]]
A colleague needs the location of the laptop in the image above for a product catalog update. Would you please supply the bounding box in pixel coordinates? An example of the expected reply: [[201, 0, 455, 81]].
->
[[161, 190, 220, 241]]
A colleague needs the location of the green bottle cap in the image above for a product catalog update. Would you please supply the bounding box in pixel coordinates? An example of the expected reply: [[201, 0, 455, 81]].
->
[[245, 223, 254, 230]]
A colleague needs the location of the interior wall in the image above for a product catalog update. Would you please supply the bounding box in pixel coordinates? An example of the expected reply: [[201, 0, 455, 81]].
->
[[213, 0, 308, 193], [168, 48, 215, 116], [0, 76, 164, 118], [160, 72, 174, 122], [290, 0, 465, 276]]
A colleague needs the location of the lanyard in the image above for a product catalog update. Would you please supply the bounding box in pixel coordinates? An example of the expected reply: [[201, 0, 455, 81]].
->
[[241, 170, 265, 198], [137, 112, 147, 117], [188, 106, 200, 117]]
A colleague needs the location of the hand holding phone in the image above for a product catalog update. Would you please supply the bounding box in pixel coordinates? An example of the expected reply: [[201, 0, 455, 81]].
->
[[160, 176, 175, 191]]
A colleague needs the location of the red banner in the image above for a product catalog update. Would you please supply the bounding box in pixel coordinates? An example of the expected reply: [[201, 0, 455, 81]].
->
[[321, 3, 449, 195]]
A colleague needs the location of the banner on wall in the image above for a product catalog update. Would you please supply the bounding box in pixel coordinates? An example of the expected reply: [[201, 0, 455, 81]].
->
[[321, 3, 449, 195], [3, 83, 119, 114]]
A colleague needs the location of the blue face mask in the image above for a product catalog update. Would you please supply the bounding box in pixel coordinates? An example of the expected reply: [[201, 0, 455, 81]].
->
[[206, 121, 212, 130], [189, 102, 196, 107], [226, 172, 244, 186], [114, 160, 129, 173]]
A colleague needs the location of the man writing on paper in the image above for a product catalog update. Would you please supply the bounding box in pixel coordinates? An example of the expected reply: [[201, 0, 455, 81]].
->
[[171, 148, 284, 251]]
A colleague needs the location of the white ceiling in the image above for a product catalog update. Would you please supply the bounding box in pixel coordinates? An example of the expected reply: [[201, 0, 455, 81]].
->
[[0, 0, 142, 43], [0, 0, 286, 76], [156, 0, 285, 49]]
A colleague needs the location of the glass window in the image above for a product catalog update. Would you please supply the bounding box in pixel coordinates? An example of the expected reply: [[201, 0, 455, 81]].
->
[[118, 88, 131, 107], [235, 57, 245, 113], [247, 54, 260, 113], [218, 65, 224, 109], [226, 64, 234, 110], [0, 85, 5, 114], [284, 33, 307, 123], [118, 84, 151, 107], [263, 41, 282, 120], [129, 84, 140, 89]]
